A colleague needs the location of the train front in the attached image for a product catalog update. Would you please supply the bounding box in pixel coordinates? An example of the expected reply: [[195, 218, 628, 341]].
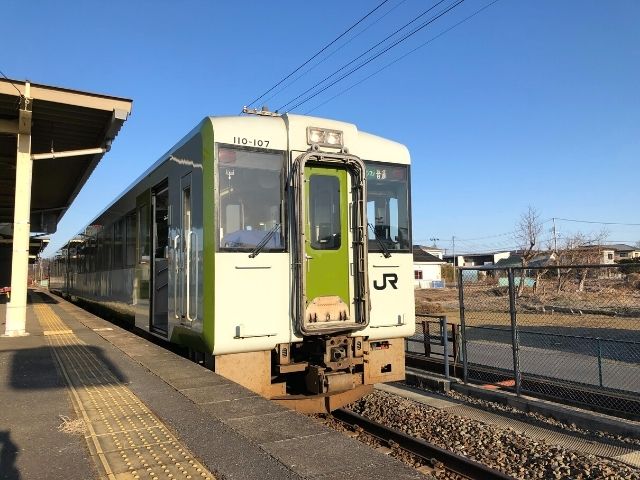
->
[[212, 112, 414, 412]]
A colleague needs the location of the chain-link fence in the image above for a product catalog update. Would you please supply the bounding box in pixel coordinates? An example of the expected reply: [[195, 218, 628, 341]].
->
[[457, 264, 640, 419]]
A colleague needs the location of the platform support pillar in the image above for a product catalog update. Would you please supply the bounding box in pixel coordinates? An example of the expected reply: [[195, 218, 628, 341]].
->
[[4, 84, 33, 337]]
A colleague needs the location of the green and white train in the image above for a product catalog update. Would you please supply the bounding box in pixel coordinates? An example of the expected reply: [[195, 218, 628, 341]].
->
[[50, 110, 414, 412]]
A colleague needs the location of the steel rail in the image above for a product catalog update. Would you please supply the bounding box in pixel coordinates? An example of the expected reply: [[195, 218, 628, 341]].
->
[[333, 408, 511, 480]]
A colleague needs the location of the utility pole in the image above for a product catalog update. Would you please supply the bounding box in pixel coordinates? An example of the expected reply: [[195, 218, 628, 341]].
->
[[552, 217, 560, 289], [452, 236, 456, 267]]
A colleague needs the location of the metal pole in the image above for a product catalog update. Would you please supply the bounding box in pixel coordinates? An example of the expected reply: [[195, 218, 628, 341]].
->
[[441, 316, 450, 380], [597, 337, 603, 388], [457, 268, 468, 384], [507, 268, 522, 395]]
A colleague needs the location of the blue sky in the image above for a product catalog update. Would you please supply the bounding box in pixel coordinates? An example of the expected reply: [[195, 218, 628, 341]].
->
[[3, 0, 638, 256]]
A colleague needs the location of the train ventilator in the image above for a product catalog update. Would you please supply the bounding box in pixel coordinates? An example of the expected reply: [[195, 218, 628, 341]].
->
[[50, 109, 415, 412]]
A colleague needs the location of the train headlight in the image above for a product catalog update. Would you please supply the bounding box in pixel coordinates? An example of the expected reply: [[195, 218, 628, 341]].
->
[[308, 128, 324, 144], [307, 127, 343, 148], [325, 131, 342, 146]]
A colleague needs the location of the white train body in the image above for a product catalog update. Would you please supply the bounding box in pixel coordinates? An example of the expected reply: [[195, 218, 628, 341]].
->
[[51, 112, 415, 412]]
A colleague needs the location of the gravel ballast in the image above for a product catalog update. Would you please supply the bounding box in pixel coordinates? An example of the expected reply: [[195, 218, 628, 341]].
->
[[344, 390, 640, 480]]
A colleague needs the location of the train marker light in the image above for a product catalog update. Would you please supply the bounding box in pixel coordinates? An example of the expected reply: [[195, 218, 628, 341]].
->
[[307, 127, 343, 148]]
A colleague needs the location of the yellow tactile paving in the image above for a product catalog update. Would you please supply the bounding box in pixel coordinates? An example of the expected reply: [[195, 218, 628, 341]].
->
[[34, 303, 216, 480]]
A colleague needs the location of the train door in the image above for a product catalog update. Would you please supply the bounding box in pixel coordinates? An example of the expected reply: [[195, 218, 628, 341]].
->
[[294, 153, 369, 335], [151, 181, 169, 334], [304, 165, 351, 321]]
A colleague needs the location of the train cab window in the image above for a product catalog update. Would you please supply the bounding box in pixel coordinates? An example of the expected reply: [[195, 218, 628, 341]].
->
[[364, 162, 411, 252], [217, 146, 285, 251]]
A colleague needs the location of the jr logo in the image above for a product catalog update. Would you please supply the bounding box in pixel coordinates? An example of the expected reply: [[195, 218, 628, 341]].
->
[[373, 273, 398, 290]]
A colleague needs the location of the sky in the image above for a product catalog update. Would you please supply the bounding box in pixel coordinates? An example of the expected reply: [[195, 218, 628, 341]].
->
[[3, 0, 639, 256]]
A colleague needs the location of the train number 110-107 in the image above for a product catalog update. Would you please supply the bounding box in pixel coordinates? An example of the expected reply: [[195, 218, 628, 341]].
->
[[233, 137, 270, 148]]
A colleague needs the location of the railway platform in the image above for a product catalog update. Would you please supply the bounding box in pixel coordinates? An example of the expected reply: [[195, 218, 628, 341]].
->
[[0, 290, 425, 480]]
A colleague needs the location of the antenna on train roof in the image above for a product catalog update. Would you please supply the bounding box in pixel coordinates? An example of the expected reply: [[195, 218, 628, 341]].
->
[[242, 105, 280, 117]]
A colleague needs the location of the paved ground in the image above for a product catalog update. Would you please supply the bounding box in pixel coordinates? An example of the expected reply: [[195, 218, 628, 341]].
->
[[1, 290, 425, 480]]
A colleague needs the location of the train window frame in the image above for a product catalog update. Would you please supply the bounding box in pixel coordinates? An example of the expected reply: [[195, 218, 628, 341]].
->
[[125, 211, 136, 267], [363, 160, 412, 253], [215, 144, 287, 253], [113, 218, 125, 269]]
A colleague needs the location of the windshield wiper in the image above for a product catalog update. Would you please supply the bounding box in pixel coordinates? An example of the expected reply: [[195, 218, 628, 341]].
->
[[249, 223, 281, 258], [368, 223, 392, 258]]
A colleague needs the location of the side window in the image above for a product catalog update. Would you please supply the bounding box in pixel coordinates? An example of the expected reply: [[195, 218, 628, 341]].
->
[[125, 212, 136, 267], [104, 225, 113, 270], [138, 203, 150, 263], [113, 219, 124, 268]]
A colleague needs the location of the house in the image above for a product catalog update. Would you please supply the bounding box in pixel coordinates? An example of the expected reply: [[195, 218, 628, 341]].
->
[[609, 244, 640, 262], [416, 245, 444, 260], [561, 244, 621, 265], [413, 246, 446, 289], [494, 252, 557, 268], [443, 250, 511, 267]]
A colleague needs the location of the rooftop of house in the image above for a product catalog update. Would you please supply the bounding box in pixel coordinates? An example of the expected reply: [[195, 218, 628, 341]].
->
[[413, 248, 445, 263]]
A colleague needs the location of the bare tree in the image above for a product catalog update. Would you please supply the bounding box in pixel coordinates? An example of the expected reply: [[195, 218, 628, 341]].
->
[[514, 206, 543, 296], [555, 229, 609, 292]]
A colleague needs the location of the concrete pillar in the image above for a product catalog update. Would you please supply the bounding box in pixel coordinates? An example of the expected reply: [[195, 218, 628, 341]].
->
[[4, 88, 32, 337]]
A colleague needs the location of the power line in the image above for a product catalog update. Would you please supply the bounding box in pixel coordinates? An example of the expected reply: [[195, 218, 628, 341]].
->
[[0, 68, 24, 97], [245, 0, 392, 108], [260, 0, 412, 107], [278, 0, 456, 111], [555, 217, 640, 227], [306, 0, 500, 113]]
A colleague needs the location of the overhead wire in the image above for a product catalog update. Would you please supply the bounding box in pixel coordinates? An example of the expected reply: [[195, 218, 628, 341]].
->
[[0, 68, 23, 97], [555, 217, 640, 227], [245, 0, 392, 109], [260, 0, 411, 107], [278, 0, 454, 111], [305, 0, 500, 113]]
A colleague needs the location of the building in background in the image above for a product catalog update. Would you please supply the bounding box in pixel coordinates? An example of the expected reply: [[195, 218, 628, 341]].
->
[[413, 246, 446, 289]]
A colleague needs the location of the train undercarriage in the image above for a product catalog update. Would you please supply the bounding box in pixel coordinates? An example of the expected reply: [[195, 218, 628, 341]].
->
[[214, 335, 405, 413]]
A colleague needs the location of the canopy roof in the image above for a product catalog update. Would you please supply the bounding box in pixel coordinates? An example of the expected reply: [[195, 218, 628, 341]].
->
[[0, 78, 132, 233]]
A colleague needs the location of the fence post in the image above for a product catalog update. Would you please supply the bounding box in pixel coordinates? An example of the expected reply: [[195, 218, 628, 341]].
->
[[441, 316, 450, 380], [457, 268, 468, 384], [507, 268, 522, 396], [422, 320, 431, 357], [597, 337, 603, 388]]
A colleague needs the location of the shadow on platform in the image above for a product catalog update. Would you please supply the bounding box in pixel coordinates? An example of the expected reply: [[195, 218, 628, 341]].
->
[[9, 345, 128, 390], [0, 430, 20, 480]]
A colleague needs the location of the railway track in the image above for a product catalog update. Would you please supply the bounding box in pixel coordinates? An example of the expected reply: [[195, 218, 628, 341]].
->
[[332, 408, 511, 480]]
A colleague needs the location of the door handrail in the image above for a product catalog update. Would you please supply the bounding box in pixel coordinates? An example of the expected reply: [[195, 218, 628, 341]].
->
[[173, 234, 180, 319]]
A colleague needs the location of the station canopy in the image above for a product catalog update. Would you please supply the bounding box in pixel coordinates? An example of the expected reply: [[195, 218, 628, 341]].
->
[[0, 78, 133, 257]]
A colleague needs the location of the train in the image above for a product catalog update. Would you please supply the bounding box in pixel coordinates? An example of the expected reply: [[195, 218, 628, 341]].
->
[[49, 109, 415, 412]]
